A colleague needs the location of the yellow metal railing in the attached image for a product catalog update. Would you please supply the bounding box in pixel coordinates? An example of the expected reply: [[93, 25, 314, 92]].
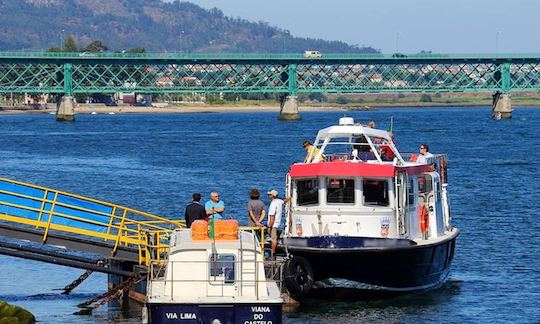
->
[[0, 177, 181, 265], [0, 178, 269, 267]]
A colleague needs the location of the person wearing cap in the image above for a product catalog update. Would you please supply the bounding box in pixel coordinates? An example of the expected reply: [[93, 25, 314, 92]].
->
[[184, 193, 207, 228], [205, 192, 225, 220], [266, 189, 291, 258], [247, 188, 266, 227]]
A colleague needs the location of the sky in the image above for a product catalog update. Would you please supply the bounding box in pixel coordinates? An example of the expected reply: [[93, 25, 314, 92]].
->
[[180, 0, 539, 54]]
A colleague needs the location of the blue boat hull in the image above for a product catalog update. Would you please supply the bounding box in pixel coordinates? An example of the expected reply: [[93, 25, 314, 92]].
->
[[147, 303, 282, 324], [283, 230, 459, 293]]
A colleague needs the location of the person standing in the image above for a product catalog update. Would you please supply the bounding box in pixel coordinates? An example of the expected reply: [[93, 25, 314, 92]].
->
[[205, 191, 225, 219], [266, 189, 290, 258], [247, 189, 266, 227], [184, 193, 207, 228], [416, 144, 434, 164]]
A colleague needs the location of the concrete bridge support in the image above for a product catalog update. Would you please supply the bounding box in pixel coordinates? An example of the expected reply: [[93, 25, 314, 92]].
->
[[278, 95, 301, 121], [56, 96, 76, 121], [492, 92, 512, 119]]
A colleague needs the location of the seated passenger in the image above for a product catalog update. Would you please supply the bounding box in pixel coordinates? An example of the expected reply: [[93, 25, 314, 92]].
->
[[354, 136, 376, 161], [416, 144, 434, 164], [380, 145, 395, 161]]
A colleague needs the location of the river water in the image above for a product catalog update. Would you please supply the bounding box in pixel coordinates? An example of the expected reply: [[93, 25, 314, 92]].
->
[[0, 107, 539, 323]]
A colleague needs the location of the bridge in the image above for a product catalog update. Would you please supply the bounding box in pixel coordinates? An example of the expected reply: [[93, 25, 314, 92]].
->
[[2, 52, 540, 119]]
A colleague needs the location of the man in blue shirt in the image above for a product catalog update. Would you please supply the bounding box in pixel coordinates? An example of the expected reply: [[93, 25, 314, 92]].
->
[[205, 191, 225, 219]]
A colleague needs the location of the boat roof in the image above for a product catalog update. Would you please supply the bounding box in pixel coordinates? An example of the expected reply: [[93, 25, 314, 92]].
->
[[317, 124, 392, 141], [293, 118, 447, 178]]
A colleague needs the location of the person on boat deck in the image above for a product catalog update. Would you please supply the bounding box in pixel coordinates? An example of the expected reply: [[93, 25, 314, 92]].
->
[[205, 192, 225, 220], [266, 190, 291, 258], [303, 140, 323, 163], [353, 135, 376, 161], [368, 120, 376, 128], [247, 188, 266, 227], [184, 192, 207, 227], [379, 131, 396, 161], [415, 144, 434, 164]]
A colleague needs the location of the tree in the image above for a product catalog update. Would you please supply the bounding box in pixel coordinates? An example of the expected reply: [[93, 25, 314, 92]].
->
[[308, 92, 327, 102], [336, 96, 349, 105], [63, 36, 78, 52], [420, 94, 432, 102], [128, 47, 146, 53], [82, 40, 108, 53]]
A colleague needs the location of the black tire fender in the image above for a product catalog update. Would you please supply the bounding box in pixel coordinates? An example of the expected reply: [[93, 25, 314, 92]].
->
[[283, 255, 314, 297]]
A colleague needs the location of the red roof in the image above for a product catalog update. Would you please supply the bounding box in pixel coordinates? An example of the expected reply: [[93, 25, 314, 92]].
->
[[289, 160, 431, 178]]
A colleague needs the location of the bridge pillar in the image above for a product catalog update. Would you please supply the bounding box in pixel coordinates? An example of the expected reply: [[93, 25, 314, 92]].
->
[[278, 95, 301, 121], [56, 96, 76, 121], [492, 92, 512, 119]]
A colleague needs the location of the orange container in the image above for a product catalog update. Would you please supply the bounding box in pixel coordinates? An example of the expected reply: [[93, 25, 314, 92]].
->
[[191, 220, 209, 240], [214, 219, 239, 240]]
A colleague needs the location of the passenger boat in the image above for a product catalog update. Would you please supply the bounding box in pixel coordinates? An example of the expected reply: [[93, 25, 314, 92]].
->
[[281, 117, 459, 298], [144, 220, 283, 323]]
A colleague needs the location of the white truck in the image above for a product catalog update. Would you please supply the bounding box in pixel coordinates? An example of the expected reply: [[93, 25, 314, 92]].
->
[[303, 50, 322, 58]]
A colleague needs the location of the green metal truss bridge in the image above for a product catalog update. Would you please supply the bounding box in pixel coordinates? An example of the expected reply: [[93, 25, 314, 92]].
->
[[1, 52, 540, 96]]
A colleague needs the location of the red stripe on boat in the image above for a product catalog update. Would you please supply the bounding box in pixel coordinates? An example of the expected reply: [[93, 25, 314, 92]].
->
[[290, 160, 432, 178]]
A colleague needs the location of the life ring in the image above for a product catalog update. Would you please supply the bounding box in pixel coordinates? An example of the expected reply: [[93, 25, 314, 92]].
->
[[418, 204, 429, 234], [283, 255, 314, 297]]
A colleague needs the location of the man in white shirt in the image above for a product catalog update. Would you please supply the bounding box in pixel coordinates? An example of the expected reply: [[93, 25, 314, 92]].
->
[[267, 189, 288, 258], [416, 144, 434, 164]]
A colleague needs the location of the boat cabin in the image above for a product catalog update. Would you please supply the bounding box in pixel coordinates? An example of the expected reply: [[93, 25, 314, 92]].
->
[[285, 118, 451, 242], [145, 223, 283, 323], [147, 227, 281, 303]]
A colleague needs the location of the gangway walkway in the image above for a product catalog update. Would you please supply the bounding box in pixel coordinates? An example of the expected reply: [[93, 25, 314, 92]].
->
[[0, 177, 181, 273]]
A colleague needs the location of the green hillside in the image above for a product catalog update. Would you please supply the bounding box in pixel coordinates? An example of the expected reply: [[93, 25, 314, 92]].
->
[[0, 0, 378, 53]]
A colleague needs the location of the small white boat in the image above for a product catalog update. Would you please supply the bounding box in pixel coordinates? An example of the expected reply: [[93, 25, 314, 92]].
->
[[108, 112, 115, 115], [145, 220, 283, 323], [91, 111, 97, 115]]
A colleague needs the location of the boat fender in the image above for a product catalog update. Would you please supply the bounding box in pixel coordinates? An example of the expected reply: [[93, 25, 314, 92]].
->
[[419, 203, 429, 234], [283, 256, 314, 297]]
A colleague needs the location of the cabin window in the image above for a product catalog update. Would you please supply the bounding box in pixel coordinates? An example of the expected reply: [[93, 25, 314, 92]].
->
[[363, 179, 389, 206], [418, 176, 433, 194], [209, 254, 235, 284], [296, 179, 319, 206], [326, 178, 355, 204], [408, 179, 415, 206]]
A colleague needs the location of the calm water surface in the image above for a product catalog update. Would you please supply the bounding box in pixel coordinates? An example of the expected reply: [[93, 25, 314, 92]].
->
[[0, 107, 539, 323]]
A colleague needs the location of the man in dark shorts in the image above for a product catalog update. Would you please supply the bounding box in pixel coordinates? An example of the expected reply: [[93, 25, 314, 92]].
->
[[184, 193, 207, 227]]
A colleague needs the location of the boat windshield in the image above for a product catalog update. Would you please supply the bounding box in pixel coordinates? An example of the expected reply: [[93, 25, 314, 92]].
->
[[310, 134, 399, 163]]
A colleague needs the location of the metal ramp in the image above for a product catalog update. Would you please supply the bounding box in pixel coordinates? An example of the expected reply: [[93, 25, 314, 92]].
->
[[0, 177, 182, 270]]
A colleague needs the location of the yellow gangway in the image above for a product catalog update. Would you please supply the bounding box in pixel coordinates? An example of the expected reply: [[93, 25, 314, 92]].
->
[[0, 177, 182, 266], [0, 178, 268, 267]]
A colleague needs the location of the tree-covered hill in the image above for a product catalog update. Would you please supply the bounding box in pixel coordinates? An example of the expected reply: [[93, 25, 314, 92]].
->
[[0, 0, 378, 53]]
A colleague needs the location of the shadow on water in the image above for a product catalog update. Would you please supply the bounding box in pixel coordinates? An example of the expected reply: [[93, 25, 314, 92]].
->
[[287, 280, 462, 319], [0, 292, 98, 302]]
